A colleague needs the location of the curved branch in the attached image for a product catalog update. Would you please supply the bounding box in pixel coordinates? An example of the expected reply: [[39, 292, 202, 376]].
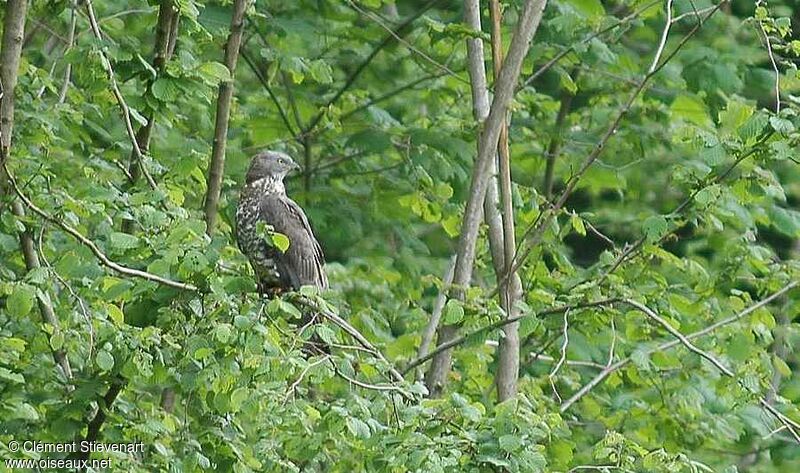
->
[[4, 164, 198, 291]]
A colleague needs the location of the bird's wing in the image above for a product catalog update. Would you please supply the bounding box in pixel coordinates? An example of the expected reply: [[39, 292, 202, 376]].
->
[[258, 195, 327, 289]]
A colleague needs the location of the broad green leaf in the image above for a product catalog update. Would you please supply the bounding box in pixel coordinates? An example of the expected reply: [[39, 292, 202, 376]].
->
[[642, 215, 667, 243], [7, 285, 36, 317]]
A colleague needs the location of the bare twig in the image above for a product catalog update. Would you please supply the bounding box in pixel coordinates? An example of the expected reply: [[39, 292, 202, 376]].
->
[[548, 309, 570, 402], [57, 1, 79, 104], [83, 0, 158, 190], [649, 0, 674, 74], [330, 359, 408, 393], [756, 1, 781, 114], [4, 164, 198, 291], [284, 355, 330, 401]]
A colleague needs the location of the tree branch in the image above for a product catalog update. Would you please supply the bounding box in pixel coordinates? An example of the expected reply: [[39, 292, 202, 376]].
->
[[559, 282, 800, 444], [303, 0, 442, 135], [406, 298, 619, 375], [4, 164, 198, 291], [426, 0, 548, 397], [203, 0, 250, 236], [83, 0, 158, 190], [502, 2, 728, 290], [1, 0, 75, 385]]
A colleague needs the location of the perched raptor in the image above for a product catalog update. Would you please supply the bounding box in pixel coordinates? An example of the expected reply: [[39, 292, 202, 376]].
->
[[236, 151, 327, 295]]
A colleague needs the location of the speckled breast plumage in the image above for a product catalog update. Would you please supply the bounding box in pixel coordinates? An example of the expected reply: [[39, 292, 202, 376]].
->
[[235, 178, 282, 286]]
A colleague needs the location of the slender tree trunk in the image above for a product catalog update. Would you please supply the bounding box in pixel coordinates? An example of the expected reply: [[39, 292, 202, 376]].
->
[[417, 255, 456, 381], [0, 0, 74, 384], [425, 0, 548, 397], [490, 0, 523, 401], [121, 0, 179, 233], [203, 0, 249, 236]]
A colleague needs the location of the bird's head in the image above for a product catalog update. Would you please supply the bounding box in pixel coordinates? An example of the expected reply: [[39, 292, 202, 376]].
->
[[245, 150, 301, 183]]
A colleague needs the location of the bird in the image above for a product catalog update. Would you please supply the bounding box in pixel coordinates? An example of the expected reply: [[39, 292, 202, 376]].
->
[[235, 150, 328, 296]]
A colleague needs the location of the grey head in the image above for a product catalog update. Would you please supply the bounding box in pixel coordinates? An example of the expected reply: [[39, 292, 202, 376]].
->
[[245, 150, 300, 184]]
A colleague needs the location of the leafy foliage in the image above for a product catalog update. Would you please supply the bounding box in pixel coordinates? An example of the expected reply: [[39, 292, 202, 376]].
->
[[1, 0, 800, 471]]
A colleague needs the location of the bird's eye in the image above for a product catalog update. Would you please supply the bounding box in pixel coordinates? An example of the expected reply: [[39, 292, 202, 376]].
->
[[278, 158, 285, 164]]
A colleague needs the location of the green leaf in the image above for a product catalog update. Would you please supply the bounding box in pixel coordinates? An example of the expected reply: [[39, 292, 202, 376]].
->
[[96, 350, 115, 371], [151, 77, 181, 101], [230, 387, 248, 412], [670, 95, 712, 128], [769, 116, 795, 134], [197, 62, 231, 84], [642, 215, 668, 243], [214, 324, 234, 344], [564, 0, 605, 18], [0, 367, 25, 383], [767, 206, 800, 237], [570, 214, 586, 236], [499, 434, 523, 452], [773, 355, 791, 377], [346, 417, 371, 439], [271, 232, 291, 253], [7, 284, 36, 317], [109, 232, 140, 250], [443, 299, 465, 324]]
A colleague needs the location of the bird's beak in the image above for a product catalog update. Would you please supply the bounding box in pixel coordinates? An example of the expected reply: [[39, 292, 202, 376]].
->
[[292, 161, 301, 171]]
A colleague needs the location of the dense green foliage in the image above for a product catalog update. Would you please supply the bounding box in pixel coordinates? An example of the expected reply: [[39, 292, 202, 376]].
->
[[1, 0, 800, 471]]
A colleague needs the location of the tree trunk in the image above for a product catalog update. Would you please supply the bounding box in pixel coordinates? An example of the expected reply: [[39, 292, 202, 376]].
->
[[425, 0, 548, 397], [203, 0, 249, 236], [490, 0, 523, 402], [0, 0, 74, 384]]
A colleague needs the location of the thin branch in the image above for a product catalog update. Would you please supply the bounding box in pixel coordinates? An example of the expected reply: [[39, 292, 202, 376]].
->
[[623, 297, 800, 443], [57, 1, 79, 104], [240, 47, 298, 140], [529, 353, 606, 369], [284, 355, 330, 402], [303, 0, 442, 135], [501, 2, 728, 291], [417, 256, 456, 380], [83, 0, 158, 190], [756, 2, 781, 114], [548, 309, 570, 402], [649, 0, 674, 74], [521, 0, 661, 88], [38, 227, 94, 358], [671, 5, 717, 23], [406, 299, 619, 375], [4, 164, 198, 291], [330, 359, 408, 393], [346, 0, 466, 83]]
